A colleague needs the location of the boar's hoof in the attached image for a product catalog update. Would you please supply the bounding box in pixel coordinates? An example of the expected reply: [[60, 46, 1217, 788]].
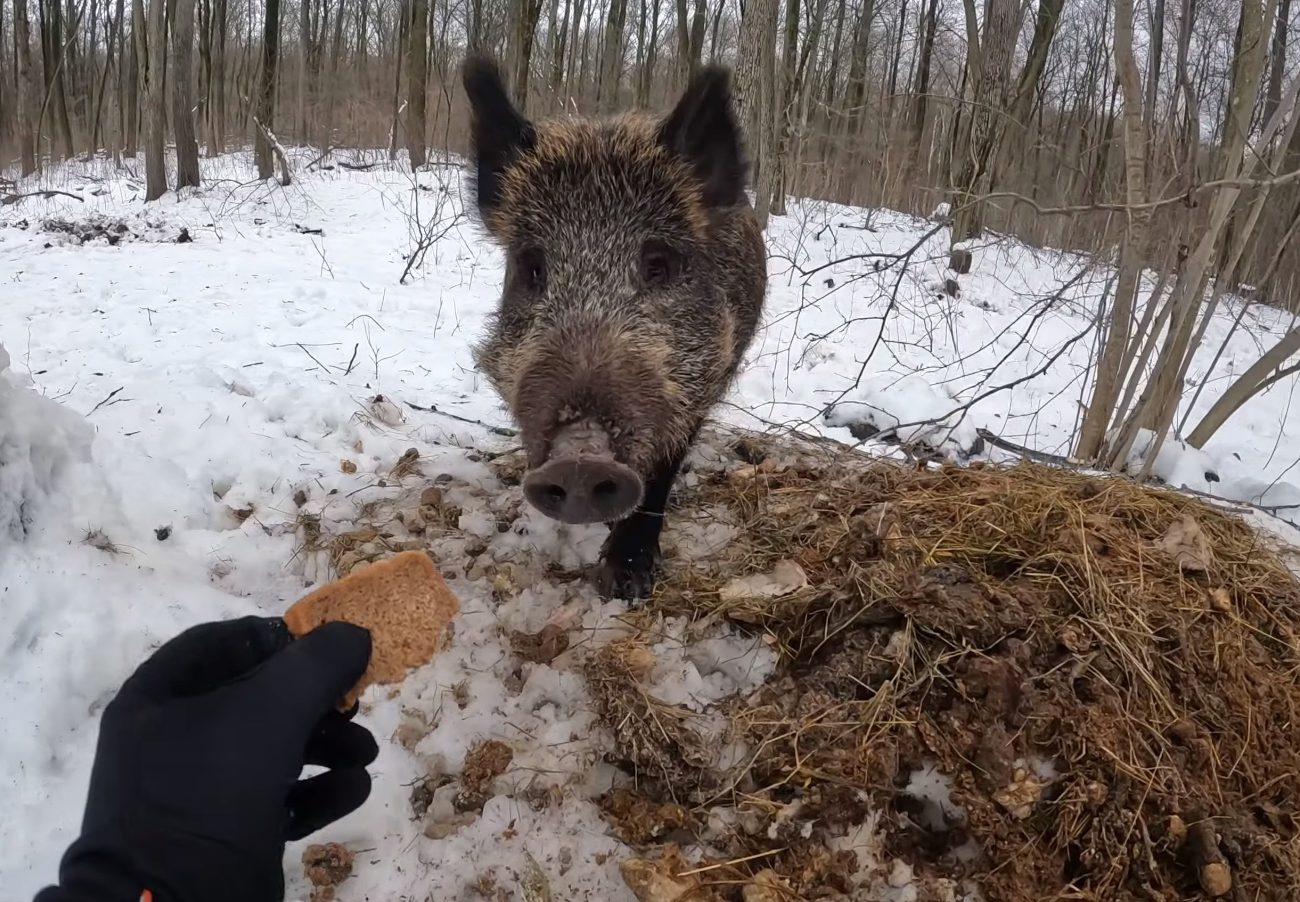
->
[[595, 555, 659, 601], [595, 527, 662, 600], [523, 457, 643, 525]]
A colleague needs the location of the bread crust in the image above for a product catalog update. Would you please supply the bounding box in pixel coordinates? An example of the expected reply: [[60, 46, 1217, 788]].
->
[[284, 550, 460, 708]]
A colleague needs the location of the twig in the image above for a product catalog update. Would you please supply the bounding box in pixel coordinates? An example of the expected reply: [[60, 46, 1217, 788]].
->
[[404, 399, 519, 436], [1, 190, 85, 206], [87, 387, 125, 415], [295, 343, 334, 374], [979, 165, 1300, 217]]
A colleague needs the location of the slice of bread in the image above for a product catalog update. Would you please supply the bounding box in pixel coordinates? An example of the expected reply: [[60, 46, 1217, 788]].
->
[[284, 550, 460, 708]]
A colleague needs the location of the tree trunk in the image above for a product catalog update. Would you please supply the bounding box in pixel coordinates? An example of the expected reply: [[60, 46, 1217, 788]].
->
[[40, 0, 76, 157], [172, 0, 200, 186], [989, 0, 1064, 191], [144, 0, 167, 199], [124, 0, 141, 154], [1111, 0, 1275, 471], [511, 0, 543, 106], [207, 0, 225, 154], [735, 0, 779, 226], [886, 0, 906, 118], [0, 0, 7, 150], [597, 0, 626, 111], [909, 0, 938, 155], [550, 0, 570, 93], [321, 0, 345, 148], [14, 0, 38, 172], [688, 0, 705, 69], [90, 0, 124, 151], [388, 0, 403, 157], [785, 0, 828, 197], [1187, 327, 1300, 448], [564, 0, 583, 94], [405, 0, 427, 166], [1075, 0, 1150, 461], [1144, 0, 1165, 130], [1262, 0, 1291, 126], [947, 0, 1023, 259], [673, 0, 688, 84], [768, 0, 799, 216], [253, 0, 280, 179], [636, 0, 659, 106]]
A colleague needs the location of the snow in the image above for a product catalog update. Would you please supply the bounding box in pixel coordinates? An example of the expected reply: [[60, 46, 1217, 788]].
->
[[903, 762, 967, 832], [2, 148, 1298, 899], [823, 372, 982, 458]]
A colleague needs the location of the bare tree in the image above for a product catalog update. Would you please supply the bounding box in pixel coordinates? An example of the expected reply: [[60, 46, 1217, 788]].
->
[[1187, 326, 1300, 447], [1106, 0, 1277, 471], [406, 0, 428, 166], [254, 0, 281, 180], [39, 0, 77, 158], [89, 0, 124, 152], [598, 0, 627, 111], [510, 0, 544, 105], [1075, 0, 1150, 461], [768, 0, 800, 217], [947, 0, 1025, 264], [142, 0, 167, 198], [637, 0, 659, 105], [1262, 0, 1291, 125], [206, 0, 227, 154], [909, 0, 939, 155], [14, 0, 38, 172], [1144, 0, 1166, 130], [735, 0, 779, 228], [550, 0, 571, 93], [124, 0, 142, 155], [172, 0, 200, 187]]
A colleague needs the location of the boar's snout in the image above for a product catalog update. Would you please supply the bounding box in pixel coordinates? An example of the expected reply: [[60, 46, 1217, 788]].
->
[[521, 419, 644, 524], [523, 456, 642, 524]]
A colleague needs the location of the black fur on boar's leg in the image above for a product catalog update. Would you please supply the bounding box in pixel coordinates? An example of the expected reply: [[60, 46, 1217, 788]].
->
[[595, 444, 693, 600]]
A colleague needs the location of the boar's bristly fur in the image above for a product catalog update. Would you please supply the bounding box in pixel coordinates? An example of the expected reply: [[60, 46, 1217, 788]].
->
[[462, 55, 767, 599]]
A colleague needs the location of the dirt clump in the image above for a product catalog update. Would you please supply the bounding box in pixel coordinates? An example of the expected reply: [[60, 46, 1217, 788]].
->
[[301, 842, 354, 902], [457, 738, 514, 812], [601, 789, 700, 845]]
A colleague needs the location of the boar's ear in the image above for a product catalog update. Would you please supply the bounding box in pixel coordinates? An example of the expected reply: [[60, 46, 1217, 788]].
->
[[462, 55, 536, 215], [656, 66, 747, 208]]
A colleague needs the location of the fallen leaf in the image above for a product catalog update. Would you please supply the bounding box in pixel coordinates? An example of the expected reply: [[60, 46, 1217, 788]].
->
[[511, 623, 570, 664], [619, 852, 701, 902], [1156, 514, 1213, 572], [719, 559, 809, 602], [1208, 587, 1232, 612], [368, 394, 406, 427], [992, 769, 1051, 819], [726, 463, 761, 485], [743, 870, 791, 902]]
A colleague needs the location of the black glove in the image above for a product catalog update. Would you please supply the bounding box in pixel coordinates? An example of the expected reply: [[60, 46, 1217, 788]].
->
[[34, 616, 376, 902]]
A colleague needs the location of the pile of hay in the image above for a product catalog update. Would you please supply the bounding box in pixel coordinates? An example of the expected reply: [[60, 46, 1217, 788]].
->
[[595, 435, 1300, 901]]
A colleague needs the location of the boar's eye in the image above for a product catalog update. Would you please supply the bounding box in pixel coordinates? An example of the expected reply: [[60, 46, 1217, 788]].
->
[[514, 247, 547, 293], [640, 241, 683, 289]]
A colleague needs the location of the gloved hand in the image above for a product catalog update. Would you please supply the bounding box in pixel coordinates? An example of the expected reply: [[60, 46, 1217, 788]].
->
[[35, 616, 376, 902]]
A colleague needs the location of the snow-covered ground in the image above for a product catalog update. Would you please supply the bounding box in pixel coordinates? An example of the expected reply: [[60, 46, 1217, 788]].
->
[[2, 148, 1298, 899]]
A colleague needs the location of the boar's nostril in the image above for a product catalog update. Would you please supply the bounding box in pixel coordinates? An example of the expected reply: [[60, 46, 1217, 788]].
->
[[522, 457, 643, 525]]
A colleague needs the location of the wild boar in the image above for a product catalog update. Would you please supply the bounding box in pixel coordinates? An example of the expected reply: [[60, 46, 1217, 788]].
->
[[462, 56, 767, 598]]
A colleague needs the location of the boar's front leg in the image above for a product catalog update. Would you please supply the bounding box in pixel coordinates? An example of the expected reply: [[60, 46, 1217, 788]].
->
[[595, 451, 687, 600]]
